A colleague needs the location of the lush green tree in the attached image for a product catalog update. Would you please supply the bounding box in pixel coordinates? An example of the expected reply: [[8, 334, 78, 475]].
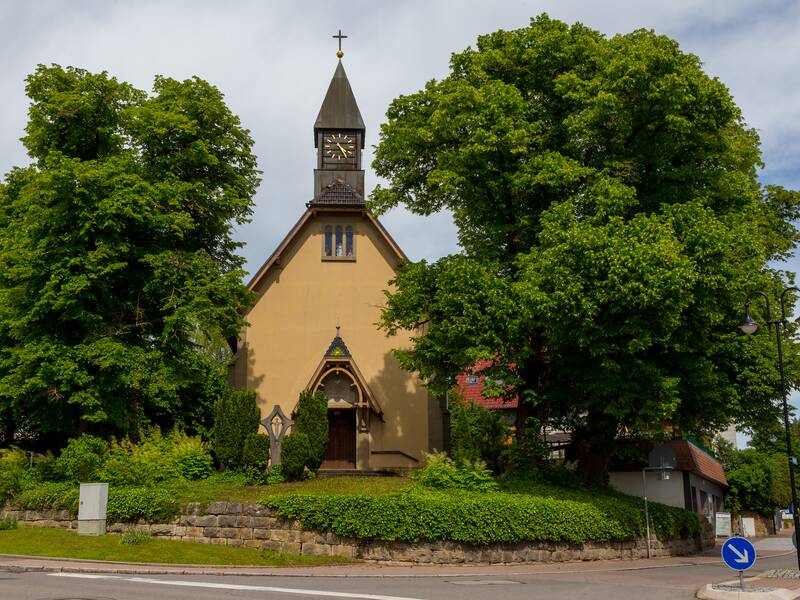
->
[[212, 388, 260, 469], [373, 15, 800, 484], [0, 65, 258, 445], [727, 449, 776, 516], [294, 390, 328, 472]]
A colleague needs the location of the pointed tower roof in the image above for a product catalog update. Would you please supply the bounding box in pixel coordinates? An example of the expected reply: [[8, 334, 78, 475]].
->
[[314, 61, 365, 147]]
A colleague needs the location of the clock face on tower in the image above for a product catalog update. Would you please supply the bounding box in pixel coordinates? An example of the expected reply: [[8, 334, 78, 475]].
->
[[322, 132, 357, 164]]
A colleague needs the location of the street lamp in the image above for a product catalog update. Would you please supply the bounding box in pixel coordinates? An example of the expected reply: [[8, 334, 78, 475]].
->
[[642, 465, 674, 559], [739, 287, 800, 569]]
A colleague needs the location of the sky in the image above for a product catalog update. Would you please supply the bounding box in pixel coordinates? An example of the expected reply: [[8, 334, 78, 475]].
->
[[1, 1, 799, 439]]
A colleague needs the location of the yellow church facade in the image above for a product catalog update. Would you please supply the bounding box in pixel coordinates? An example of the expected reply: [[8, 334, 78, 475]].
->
[[229, 59, 446, 471]]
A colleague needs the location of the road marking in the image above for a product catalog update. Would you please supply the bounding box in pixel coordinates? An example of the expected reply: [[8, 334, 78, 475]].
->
[[48, 572, 427, 600]]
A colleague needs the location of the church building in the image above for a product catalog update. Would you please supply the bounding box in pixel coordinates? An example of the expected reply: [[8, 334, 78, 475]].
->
[[229, 52, 446, 471]]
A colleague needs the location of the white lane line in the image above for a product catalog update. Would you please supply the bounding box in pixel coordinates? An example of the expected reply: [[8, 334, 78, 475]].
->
[[48, 572, 427, 600]]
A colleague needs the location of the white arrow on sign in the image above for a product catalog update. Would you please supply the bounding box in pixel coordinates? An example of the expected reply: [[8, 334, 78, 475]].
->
[[729, 544, 750, 563]]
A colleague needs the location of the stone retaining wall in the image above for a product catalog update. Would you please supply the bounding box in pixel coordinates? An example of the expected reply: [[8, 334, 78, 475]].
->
[[1, 501, 714, 564]]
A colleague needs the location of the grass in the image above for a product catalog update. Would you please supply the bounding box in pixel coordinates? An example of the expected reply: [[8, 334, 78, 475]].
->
[[0, 525, 351, 566], [164, 474, 413, 507]]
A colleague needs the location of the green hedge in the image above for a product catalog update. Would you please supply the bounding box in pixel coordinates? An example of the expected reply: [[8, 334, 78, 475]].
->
[[12, 484, 178, 523], [260, 488, 700, 545]]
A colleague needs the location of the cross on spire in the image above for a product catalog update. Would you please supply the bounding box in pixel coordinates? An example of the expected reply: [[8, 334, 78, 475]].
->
[[333, 29, 347, 58]]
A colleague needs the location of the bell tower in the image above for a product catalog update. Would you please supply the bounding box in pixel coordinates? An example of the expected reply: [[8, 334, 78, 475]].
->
[[313, 32, 366, 199]]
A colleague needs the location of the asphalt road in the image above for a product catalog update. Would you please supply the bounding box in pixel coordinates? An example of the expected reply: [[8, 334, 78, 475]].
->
[[1, 551, 796, 600]]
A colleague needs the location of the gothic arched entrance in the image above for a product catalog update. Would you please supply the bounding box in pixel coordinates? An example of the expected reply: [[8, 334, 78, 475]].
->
[[305, 329, 384, 470], [318, 369, 357, 468]]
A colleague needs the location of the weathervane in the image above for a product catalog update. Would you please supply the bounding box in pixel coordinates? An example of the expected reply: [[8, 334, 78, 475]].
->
[[333, 29, 347, 59]]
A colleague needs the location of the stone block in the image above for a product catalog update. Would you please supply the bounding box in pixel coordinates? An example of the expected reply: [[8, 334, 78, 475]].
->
[[253, 528, 272, 540], [259, 540, 284, 552], [218, 527, 239, 539], [252, 516, 277, 528], [183, 526, 204, 537], [237, 528, 254, 540], [243, 503, 270, 516], [280, 542, 302, 555], [217, 515, 237, 527], [210, 537, 227, 545], [150, 524, 175, 536], [235, 516, 254, 528], [300, 531, 317, 544], [227, 503, 243, 514], [203, 526, 220, 537], [227, 539, 243, 547], [205, 502, 228, 515], [243, 540, 262, 549], [193, 515, 217, 527], [331, 544, 356, 559], [270, 529, 290, 542]]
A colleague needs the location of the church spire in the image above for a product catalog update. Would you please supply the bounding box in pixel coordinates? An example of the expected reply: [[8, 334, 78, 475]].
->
[[312, 37, 366, 200], [313, 60, 365, 144]]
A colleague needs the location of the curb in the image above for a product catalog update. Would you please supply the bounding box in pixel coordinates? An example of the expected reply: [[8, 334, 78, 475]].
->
[[696, 581, 798, 600], [0, 550, 795, 578]]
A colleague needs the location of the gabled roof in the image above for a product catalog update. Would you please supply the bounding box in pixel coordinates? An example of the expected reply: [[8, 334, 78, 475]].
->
[[245, 207, 408, 297], [611, 439, 729, 488], [664, 439, 728, 488], [455, 359, 519, 409], [308, 179, 364, 207], [307, 331, 384, 417], [314, 61, 365, 145]]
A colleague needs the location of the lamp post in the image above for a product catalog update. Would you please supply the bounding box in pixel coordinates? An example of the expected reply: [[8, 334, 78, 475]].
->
[[642, 465, 673, 559], [740, 287, 800, 569]]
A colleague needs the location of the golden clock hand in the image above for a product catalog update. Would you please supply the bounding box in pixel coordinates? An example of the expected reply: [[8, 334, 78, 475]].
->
[[336, 143, 349, 157]]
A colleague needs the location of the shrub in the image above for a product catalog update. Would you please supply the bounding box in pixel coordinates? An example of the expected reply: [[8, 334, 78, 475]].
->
[[242, 433, 270, 473], [295, 390, 328, 472], [107, 487, 179, 522], [52, 435, 108, 482], [281, 433, 311, 481], [0, 447, 28, 502], [97, 428, 212, 485], [170, 431, 214, 480], [413, 452, 498, 492], [121, 529, 152, 545], [212, 388, 260, 469], [261, 487, 700, 545], [100, 430, 181, 485], [0, 517, 18, 530], [449, 392, 509, 472], [14, 482, 80, 513]]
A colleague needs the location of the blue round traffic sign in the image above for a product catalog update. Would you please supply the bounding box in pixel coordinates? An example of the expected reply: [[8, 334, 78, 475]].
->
[[721, 536, 756, 571]]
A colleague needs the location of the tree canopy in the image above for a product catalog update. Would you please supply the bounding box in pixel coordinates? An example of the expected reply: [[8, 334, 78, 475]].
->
[[372, 15, 800, 483], [0, 65, 259, 447]]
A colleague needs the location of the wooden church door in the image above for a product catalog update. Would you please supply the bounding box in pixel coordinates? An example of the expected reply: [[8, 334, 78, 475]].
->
[[323, 409, 356, 469]]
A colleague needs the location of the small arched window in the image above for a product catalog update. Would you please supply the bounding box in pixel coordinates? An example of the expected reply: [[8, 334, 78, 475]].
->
[[324, 225, 333, 257], [345, 226, 354, 257], [335, 226, 344, 257]]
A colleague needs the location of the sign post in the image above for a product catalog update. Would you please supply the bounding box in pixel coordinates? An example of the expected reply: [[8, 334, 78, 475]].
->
[[721, 536, 757, 591]]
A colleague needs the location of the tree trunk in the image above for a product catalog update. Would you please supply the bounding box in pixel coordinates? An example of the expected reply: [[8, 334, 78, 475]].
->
[[574, 411, 618, 487]]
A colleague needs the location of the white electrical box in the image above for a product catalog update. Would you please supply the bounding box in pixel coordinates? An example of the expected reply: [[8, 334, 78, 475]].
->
[[78, 482, 108, 536]]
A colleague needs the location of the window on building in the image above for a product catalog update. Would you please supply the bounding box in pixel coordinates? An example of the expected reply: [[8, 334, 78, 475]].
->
[[335, 226, 343, 257], [324, 226, 333, 256], [323, 224, 355, 260], [345, 225, 354, 256]]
